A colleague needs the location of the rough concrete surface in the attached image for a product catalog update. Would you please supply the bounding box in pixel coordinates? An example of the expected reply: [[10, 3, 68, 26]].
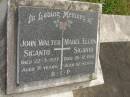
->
[[74, 42, 130, 97]]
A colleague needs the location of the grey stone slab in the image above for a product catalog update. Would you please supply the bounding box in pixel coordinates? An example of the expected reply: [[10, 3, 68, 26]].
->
[[7, 0, 102, 95], [0, 0, 7, 96], [100, 14, 130, 43], [17, 6, 99, 85], [0, 1, 129, 97], [0, 0, 128, 97]]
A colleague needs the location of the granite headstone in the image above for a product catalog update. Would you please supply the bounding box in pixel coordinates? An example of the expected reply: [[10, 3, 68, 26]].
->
[[7, 0, 102, 94], [17, 6, 99, 84]]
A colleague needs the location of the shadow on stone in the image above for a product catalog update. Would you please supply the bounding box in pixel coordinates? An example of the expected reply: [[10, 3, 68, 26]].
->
[[74, 42, 130, 97]]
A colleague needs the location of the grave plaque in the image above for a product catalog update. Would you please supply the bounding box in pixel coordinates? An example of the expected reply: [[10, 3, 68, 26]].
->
[[17, 6, 99, 85]]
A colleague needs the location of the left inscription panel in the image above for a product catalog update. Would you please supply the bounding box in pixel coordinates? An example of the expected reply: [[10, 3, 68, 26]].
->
[[17, 7, 62, 84]]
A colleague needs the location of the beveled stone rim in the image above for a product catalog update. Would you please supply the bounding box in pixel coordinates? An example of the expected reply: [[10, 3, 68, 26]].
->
[[7, 0, 102, 94]]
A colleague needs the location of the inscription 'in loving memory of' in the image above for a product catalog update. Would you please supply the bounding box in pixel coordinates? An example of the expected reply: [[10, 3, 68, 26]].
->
[[17, 7, 99, 84], [28, 11, 94, 24]]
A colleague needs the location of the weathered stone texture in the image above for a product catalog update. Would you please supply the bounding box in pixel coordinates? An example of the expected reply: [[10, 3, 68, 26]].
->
[[74, 42, 130, 97], [7, 0, 102, 95], [1, 0, 130, 97], [0, 0, 7, 96], [100, 15, 130, 42]]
